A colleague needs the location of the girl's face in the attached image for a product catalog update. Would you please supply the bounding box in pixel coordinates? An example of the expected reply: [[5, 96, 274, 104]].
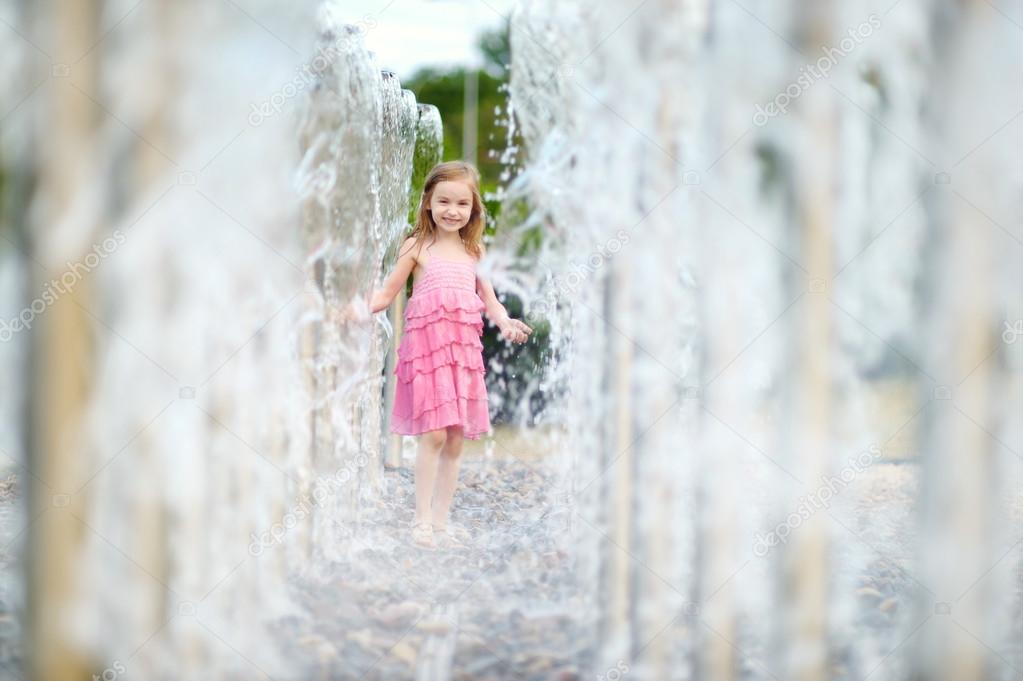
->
[[429, 179, 474, 233]]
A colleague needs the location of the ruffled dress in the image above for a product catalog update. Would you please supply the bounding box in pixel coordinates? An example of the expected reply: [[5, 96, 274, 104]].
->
[[389, 255, 491, 440]]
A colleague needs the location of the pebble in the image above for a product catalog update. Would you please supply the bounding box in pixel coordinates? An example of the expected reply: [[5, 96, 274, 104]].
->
[[416, 619, 452, 634], [370, 600, 424, 627], [390, 640, 418, 668], [856, 587, 883, 599]]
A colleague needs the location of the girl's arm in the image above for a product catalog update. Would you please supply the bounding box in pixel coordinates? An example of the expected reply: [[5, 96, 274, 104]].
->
[[367, 237, 419, 313], [338, 237, 419, 321], [476, 244, 533, 344]]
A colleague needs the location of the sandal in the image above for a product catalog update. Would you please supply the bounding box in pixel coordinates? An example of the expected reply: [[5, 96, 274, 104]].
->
[[410, 520, 436, 549], [433, 522, 471, 549]]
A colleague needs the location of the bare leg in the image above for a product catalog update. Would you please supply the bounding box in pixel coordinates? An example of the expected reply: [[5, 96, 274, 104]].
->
[[415, 429, 446, 524], [431, 426, 465, 527]]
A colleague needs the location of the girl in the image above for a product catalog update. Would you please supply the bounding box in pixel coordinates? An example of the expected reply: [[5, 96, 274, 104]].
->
[[339, 161, 533, 549]]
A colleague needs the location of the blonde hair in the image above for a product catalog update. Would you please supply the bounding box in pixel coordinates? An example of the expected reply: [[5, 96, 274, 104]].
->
[[401, 161, 486, 261]]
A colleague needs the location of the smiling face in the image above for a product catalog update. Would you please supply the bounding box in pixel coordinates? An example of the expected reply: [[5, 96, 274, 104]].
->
[[429, 179, 474, 233]]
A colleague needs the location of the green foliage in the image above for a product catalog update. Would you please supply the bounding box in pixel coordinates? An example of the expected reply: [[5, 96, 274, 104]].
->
[[402, 67, 508, 183], [477, 20, 512, 77], [402, 23, 514, 184]]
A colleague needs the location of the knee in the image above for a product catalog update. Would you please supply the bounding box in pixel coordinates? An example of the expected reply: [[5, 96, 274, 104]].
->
[[441, 427, 464, 457], [423, 429, 447, 450]]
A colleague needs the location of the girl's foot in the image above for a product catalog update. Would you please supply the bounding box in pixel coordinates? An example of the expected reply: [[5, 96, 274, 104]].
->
[[410, 520, 436, 549], [433, 522, 471, 549]]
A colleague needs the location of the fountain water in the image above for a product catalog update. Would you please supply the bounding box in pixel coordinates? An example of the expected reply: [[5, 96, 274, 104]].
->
[[505, 0, 1023, 679], [1, 0, 446, 678], [6, 0, 1023, 678]]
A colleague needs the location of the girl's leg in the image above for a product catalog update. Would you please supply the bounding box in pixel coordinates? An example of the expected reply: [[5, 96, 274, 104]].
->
[[431, 425, 465, 527], [415, 429, 447, 524]]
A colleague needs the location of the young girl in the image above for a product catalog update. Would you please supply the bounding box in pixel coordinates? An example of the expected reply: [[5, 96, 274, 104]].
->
[[339, 161, 533, 549]]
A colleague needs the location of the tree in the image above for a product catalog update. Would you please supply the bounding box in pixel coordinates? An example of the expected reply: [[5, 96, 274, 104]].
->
[[402, 22, 512, 189]]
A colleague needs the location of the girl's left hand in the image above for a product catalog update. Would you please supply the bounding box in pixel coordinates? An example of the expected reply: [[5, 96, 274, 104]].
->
[[499, 318, 533, 344]]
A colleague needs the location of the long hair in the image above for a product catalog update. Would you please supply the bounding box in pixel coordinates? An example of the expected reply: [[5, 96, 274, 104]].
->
[[401, 161, 486, 260]]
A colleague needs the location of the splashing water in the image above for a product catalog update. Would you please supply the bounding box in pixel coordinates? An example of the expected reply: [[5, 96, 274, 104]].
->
[[5, 0, 1023, 679], [501, 0, 1023, 679]]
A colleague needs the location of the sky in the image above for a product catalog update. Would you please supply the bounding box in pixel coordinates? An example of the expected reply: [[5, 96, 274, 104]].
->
[[338, 0, 518, 80]]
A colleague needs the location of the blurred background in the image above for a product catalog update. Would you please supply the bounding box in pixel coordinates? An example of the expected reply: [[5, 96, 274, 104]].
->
[[3, 1, 1023, 680]]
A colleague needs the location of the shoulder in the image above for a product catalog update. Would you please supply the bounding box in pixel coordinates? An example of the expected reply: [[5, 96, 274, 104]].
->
[[476, 242, 487, 261], [398, 236, 422, 263]]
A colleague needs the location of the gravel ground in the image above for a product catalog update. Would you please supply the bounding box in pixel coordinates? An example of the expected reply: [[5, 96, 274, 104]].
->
[[0, 472, 23, 681], [1, 452, 1018, 680], [270, 457, 592, 681]]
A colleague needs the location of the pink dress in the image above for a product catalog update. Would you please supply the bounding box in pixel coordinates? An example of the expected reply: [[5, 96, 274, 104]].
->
[[389, 254, 491, 440]]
